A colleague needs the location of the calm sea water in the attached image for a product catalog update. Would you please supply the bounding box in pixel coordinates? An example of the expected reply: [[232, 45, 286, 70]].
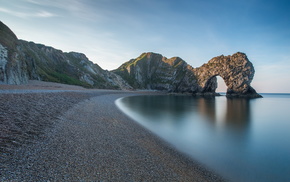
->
[[116, 94, 290, 182]]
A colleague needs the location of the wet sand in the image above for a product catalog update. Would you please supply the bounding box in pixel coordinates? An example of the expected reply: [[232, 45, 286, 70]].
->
[[0, 81, 224, 181]]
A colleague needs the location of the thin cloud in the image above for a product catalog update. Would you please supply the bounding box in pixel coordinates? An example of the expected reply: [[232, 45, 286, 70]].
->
[[0, 7, 10, 14], [0, 7, 57, 18], [0, 7, 28, 18], [23, 0, 106, 22], [35, 11, 56, 18], [24, 0, 44, 5]]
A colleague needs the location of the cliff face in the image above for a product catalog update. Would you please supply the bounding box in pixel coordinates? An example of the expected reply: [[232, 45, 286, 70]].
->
[[0, 21, 29, 84], [113, 52, 198, 92], [0, 21, 131, 89], [113, 52, 262, 97], [18, 40, 131, 89]]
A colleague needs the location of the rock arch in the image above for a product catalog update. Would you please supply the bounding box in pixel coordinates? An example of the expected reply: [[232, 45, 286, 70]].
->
[[193, 52, 261, 97]]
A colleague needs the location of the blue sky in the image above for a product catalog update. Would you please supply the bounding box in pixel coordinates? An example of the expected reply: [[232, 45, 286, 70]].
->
[[1, 0, 290, 93]]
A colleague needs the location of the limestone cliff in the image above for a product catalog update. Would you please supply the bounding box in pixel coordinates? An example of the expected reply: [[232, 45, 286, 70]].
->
[[18, 40, 131, 89], [193, 52, 261, 97], [0, 21, 131, 89], [0, 21, 29, 84], [112, 52, 198, 92], [113, 52, 262, 98]]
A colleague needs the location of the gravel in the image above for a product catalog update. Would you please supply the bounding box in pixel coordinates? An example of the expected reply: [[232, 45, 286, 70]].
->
[[0, 87, 225, 181]]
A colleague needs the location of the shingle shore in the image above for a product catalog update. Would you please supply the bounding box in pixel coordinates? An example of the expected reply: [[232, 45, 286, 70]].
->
[[0, 89, 225, 181]]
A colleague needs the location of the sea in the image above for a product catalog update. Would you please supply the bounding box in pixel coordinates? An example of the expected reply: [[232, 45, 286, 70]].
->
[[115, 93, 290, 182]]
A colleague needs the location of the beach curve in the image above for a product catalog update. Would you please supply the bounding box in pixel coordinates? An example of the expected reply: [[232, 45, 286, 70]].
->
[[0, 84, 224, 181]]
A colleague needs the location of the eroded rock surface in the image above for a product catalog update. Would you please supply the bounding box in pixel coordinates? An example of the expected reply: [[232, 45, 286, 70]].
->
[[114, 52, 262, 98], [194, 52, 261, 97], [0, 21, 29, 84], [113, 52, 197, 92]]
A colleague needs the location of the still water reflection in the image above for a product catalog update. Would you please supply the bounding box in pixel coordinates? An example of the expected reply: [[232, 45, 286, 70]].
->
[[116, 94, 290, 182]]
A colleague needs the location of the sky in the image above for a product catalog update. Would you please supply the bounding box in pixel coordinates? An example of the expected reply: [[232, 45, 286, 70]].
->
[[0, 0, 290, 93]]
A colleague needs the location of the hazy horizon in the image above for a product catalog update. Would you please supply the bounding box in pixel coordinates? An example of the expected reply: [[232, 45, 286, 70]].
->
[[1, 0, 289, 93]]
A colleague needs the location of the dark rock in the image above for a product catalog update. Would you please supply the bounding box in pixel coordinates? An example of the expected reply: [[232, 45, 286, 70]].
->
[[0, 21, 29, 84]]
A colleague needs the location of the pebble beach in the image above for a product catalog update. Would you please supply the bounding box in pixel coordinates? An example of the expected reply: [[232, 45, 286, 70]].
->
[[0, 81, 224, 181]]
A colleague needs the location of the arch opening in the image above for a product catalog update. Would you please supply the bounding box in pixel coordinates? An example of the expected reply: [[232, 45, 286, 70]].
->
[[216, 76, 227, 94]]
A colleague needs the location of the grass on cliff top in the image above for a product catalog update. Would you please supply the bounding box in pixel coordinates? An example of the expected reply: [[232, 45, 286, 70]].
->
[[118, 53, 148, 71], [38, 69, 92, 88]]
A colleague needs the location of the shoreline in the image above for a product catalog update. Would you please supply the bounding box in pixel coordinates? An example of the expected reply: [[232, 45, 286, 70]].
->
[[0, 82, 225, 181]]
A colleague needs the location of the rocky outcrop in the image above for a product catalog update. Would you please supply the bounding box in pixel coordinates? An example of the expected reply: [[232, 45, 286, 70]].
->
[[193, 52, 261, 97], [0, 21, 131, 90], [0, 21, 29, 84], [0, 43, 8, 82], [112, 52, 198, 92], [18, 40, 132, 89], [113, 52, 262, 98]]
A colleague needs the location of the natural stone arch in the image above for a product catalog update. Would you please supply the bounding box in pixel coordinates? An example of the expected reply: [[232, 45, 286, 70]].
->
[[193, 52, 260, 97]]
